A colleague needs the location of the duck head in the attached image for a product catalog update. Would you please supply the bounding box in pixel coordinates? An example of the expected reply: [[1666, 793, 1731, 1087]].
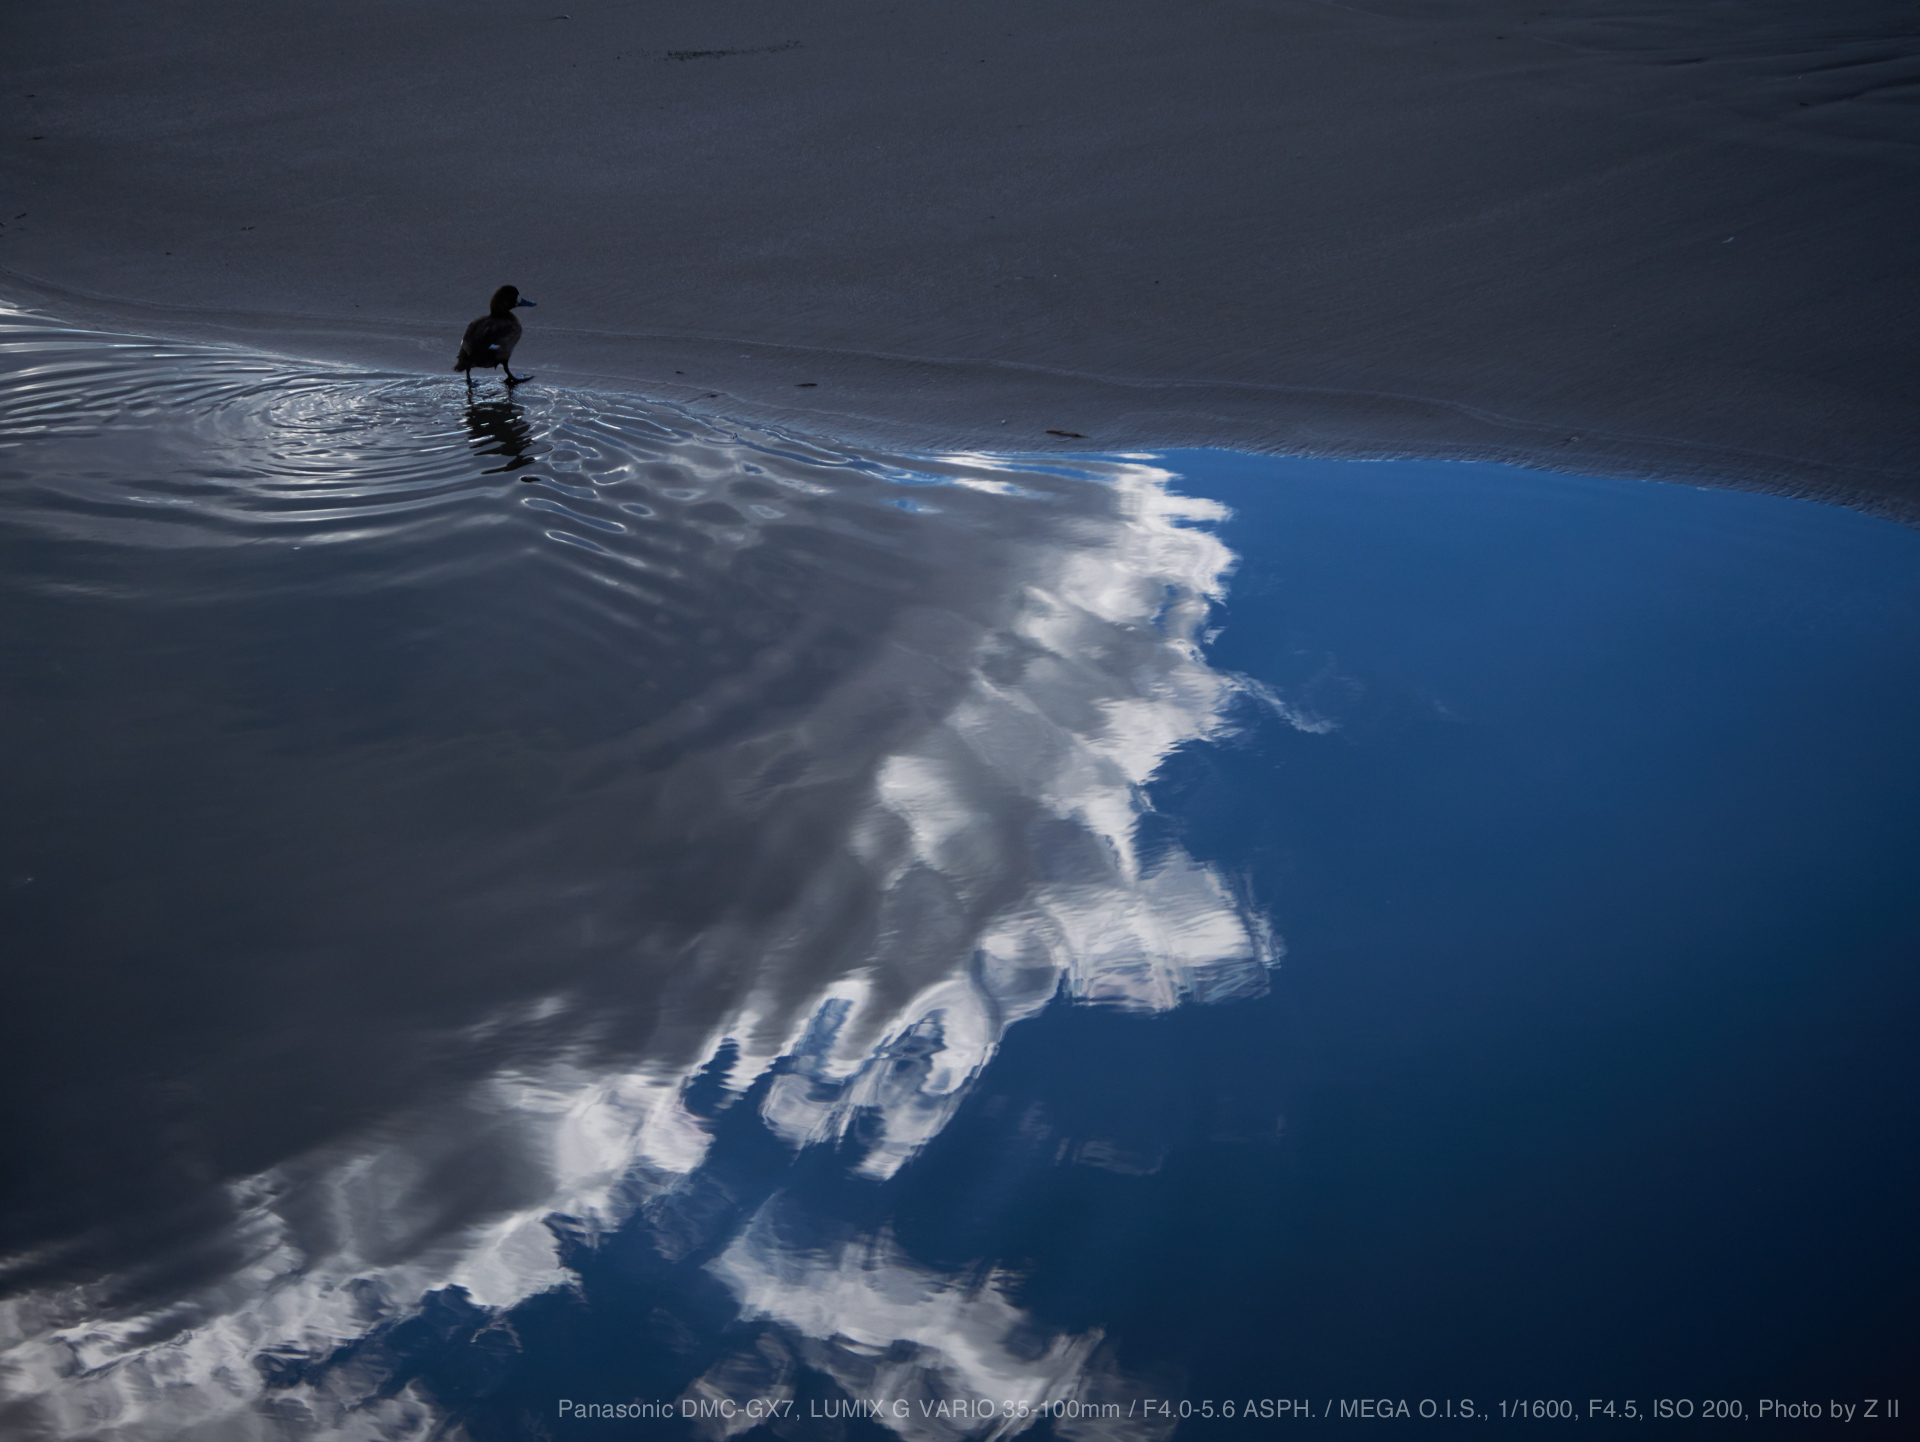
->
[[489, 285, 537, 315]]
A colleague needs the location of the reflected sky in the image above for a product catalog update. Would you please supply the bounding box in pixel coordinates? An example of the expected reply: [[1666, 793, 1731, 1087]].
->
[[1, 311, 1917, 1440], [0, 311, 1272, 1438]]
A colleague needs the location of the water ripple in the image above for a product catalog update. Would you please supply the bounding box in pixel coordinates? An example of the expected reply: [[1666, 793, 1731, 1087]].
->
[[0, 304, 1268, 1441]]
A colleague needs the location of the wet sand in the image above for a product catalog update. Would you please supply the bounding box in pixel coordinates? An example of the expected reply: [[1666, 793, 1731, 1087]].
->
[[4, 0, 1916, 512]]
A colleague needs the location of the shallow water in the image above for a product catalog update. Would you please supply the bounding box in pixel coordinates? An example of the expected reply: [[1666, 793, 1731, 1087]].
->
[[0, 309, 1915, 1439]]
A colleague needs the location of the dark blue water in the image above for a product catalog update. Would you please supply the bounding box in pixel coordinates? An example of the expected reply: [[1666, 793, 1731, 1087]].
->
[[1133, 457, 1920, 1421], [1, 311, 1915, 1438]]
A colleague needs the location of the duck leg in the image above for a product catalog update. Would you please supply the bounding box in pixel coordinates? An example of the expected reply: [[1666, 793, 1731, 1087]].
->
[[503, 364, 532, 387]]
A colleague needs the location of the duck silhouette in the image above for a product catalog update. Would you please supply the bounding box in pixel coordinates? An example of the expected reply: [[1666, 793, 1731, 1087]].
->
[[454, 285, 535, 389]]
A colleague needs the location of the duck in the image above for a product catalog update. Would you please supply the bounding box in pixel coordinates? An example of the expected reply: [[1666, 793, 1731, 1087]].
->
[[454, 285, 536, 388]]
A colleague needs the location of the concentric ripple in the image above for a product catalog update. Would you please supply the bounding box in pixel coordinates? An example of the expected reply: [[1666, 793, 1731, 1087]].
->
[[0, 305, 1273, 1441]]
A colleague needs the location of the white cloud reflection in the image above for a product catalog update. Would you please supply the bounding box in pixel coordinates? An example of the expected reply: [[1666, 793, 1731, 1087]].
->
[[698, 1229, 1174, 1442], [0, 315, 1273, 1439]]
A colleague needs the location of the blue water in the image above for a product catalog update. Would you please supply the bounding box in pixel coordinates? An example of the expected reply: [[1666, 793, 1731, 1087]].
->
[[0, 311, 1915, 1437], [1139, 457, 1920, 1415]]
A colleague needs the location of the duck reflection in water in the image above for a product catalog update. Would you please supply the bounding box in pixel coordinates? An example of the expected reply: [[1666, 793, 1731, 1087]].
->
[[463, 399, 539, 478]]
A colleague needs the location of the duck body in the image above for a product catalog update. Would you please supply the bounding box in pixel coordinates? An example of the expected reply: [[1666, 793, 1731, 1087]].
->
[[455, 285, 536, 387]]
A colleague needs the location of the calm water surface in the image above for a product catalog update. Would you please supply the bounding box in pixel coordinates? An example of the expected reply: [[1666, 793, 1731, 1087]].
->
[[0, 309, 1915, 1438]]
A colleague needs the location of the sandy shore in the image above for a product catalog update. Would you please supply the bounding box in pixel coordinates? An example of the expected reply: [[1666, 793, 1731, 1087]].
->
[[4, 0, 1916, 513]]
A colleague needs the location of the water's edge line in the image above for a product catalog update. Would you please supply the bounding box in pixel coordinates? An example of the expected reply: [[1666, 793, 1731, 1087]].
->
[[3, 266, 1913, 526]]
